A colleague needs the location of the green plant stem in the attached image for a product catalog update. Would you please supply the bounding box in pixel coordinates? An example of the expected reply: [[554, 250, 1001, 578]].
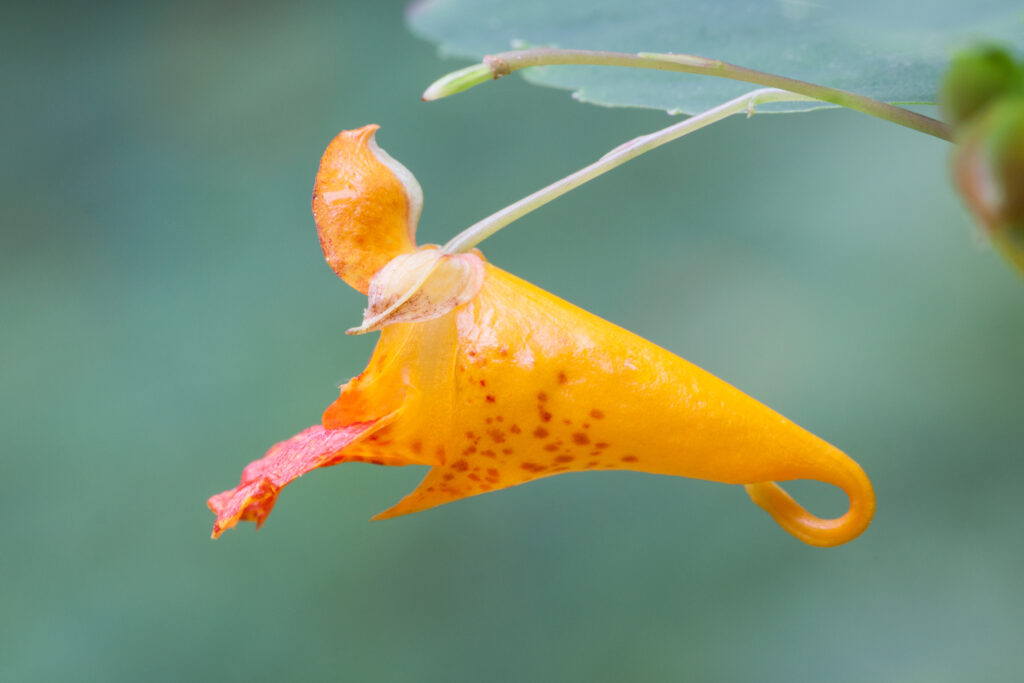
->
[[425, 48, 953, 142], [443, 88, 815, 254]]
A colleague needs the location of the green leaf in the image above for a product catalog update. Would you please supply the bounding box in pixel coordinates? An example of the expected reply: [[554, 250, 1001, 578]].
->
[[408, 0, 1024, 114]]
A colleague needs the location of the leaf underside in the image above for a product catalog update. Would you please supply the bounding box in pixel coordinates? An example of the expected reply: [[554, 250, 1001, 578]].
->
[[408, 0, 1024, 114]]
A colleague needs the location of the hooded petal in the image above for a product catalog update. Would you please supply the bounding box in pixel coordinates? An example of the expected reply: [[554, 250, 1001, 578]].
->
[[324, 261, 874, 547]]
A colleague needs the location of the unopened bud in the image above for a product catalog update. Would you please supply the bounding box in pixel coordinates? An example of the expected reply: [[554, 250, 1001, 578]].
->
[[941, 45, 1024, 130], [953, 96, 1024, 272], [422, 63, 494, 101]]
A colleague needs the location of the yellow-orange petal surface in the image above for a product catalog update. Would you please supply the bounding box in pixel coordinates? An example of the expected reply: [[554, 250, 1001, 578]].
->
[[318, 260, 875, 547], [312, 125, 421, 293]]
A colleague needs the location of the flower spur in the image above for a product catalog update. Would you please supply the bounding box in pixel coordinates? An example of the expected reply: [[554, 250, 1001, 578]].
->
[[208, 125, 875, 547]]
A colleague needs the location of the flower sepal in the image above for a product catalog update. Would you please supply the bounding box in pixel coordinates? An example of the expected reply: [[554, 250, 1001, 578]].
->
[[347, 247, 485, 335]]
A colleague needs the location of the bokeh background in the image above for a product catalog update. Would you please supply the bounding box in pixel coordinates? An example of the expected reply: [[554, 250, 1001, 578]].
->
[[4, 1, 1024, 681]]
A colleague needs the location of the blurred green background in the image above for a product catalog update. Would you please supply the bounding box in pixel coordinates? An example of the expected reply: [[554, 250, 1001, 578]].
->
[[4, 1, 1024, 681]]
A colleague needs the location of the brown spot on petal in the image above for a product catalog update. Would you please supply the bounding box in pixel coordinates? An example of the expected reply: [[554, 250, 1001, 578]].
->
[[590, 409, 605, 420], [509, 424, 521, 434], [572, 432, 590, 445], [533, 427, 549, 439], [555, 455, 574, 463], [557, 371, 567, 384], [621, 455, 639, 463], [485, 395, 496, 403], [487, 429, 506, 443], [452, 460, 469, 472]]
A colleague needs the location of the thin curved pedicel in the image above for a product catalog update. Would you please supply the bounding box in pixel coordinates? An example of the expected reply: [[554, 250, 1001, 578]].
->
[[209, 126, 875, 547]]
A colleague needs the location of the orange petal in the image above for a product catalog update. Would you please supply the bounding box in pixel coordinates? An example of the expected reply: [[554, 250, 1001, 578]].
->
[[312, 125, 421, 293], [209, 320, 442, 537], [208, 421, 388, 538], [318, 260, 873, 547]]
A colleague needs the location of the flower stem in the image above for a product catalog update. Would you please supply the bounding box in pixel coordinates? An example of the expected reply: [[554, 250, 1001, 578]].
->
[[424, 48, 953, 142], [443, 88, 815, 254]]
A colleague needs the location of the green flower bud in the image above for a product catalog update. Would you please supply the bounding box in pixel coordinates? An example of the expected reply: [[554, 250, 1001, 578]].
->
[[953, 96, 1024, 272], [421, 63, 494, 101], [940, 45, 1024, 130]]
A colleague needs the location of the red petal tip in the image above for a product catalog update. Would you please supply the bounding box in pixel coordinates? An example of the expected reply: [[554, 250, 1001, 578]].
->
[[208, 422, 377, 537]]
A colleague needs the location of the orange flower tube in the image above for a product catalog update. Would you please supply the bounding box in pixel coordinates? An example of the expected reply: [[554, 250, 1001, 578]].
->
[[209, 126, 875, 547]]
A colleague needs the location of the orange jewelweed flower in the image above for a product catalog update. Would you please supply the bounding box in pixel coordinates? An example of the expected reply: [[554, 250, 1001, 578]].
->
[[208, 125, 875, 547]]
